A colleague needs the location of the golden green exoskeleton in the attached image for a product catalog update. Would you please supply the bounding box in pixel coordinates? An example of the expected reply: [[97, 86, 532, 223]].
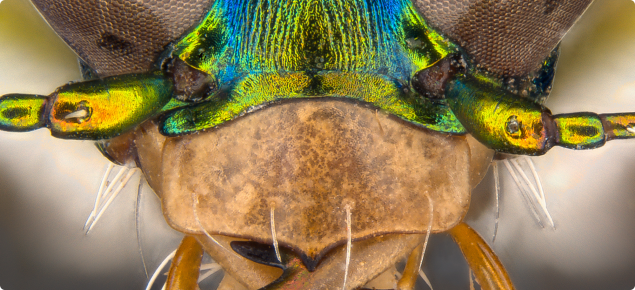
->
[[0, 72, 173, 139], [444, 73, 635, 155], [1, 0, 634, 289], [1, 0, 634, 154]]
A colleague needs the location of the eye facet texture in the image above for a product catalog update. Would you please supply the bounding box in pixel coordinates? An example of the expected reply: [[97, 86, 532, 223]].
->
[[31, 0, 213, 77], [412, 0, 592, 77]]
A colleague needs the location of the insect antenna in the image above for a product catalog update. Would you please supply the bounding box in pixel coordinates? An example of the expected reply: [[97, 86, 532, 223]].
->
[[342, 204, 353, 290]]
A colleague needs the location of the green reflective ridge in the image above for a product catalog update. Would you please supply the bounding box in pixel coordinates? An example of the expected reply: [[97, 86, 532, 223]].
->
[[553, 113, 605, 149], [169, 0, 456, 134], [161, 98, 191, 112], [167, 0, 458, 135], [175, 0, 454, 80], [160, 72, 465, 136], [0, 94, 46, 132]]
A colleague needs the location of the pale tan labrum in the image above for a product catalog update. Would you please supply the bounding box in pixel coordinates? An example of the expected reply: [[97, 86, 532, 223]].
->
[[130, 99, 493, 289]]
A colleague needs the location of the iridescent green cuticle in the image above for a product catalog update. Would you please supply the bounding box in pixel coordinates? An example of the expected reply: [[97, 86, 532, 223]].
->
[[49, 73, 173, 139], [164, 0, 459, 135], [161, 98, 192, 112], [161, 72, 311, 135], [446, 77, 550, 155], [318, 72, 464, 133], [160, 72, 465, 136], [0, 94, 47, 132], [553, 113, 605, 149], [445, 77, 619, 154], [174, 0, 453, 83]]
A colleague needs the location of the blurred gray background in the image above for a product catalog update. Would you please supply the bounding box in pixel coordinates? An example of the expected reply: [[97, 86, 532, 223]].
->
[[0, 0, 634, 289]]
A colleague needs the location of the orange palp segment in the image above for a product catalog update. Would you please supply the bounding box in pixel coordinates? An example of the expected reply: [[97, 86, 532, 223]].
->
[[397, 243, 424, 290], [450, 222, 515, 290], [166, 235, 205, 290]]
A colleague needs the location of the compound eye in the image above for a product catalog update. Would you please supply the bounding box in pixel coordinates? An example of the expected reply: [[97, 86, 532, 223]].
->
[[410, 0, 592, 77], [505, 115, 522, 138]]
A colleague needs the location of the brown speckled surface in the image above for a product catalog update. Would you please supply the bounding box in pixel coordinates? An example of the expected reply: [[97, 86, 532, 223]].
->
[[136, 99, 479, 260]]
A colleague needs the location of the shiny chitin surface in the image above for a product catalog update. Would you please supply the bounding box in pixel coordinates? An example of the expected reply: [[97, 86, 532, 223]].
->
[[446, 77, 635, 155], [48, 73, 173, 139], [0, 94, 46, 131], [1, 1, 628, 290], [163, 0, 465, 135], [0, 73, 174, 139]]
